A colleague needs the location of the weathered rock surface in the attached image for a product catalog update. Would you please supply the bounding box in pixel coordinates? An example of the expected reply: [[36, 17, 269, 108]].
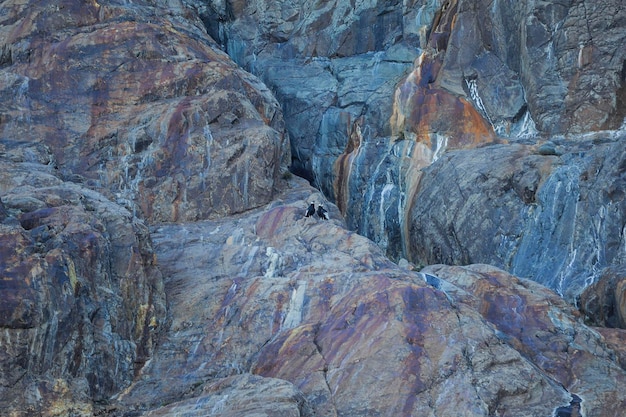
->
[[1, 0, 289, 223], [0, 154, 165, 415], [99, 178, 626, 416], [194, 0, 626, 304], [142, 374, 309, 417], [1, 0, 626, 415], [423, 264, 626, 417], [409, 132, 626, 301], [579, 265, 626, 329], [0, 0, 289, 413]]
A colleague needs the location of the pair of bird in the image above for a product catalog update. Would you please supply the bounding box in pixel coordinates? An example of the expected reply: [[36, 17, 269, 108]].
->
[[305, 202, 329, 220]]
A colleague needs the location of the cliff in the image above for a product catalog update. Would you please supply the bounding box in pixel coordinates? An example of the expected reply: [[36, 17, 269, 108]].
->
[[1, 0, 625, 416], [209, 0, 626, 301]]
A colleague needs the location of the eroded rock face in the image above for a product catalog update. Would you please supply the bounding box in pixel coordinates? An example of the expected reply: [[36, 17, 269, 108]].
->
[[0, 0, 289, 223], [190, 0, 626, 302], [2, 0, 626, 415], [423, 264, 626, 417], [409, 132, 626, 301], [103, 178, 626, 416], [195, 0, 626, 184], [0, 154, 165, 415]]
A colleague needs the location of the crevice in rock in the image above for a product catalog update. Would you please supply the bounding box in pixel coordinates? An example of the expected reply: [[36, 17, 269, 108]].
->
[[0, 44, 12, 67], [554, 393, 583, 417], [311, 324, 338, 415]]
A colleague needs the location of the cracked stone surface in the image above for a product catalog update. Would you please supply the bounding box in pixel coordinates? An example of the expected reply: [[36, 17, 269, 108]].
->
[[2, 0, 626, 415], [107, 177, 626, 416]]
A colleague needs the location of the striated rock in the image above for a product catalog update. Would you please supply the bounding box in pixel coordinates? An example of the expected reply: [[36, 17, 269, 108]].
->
[[102, 178, 626, 417], [143, 374, 309, 417], [189, 0, 421, 191], [423, 264, 626, 417], [409, 132, 626, 301], [0, 0, 289, 223], [1, 1, 625, 415], [0, 158, 165, 415], [390, 0, 497, 147], [187, 0, 626, 309], [199, 0, 626, 180]]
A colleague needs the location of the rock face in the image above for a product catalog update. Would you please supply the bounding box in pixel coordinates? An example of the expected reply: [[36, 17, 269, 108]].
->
[[0, 0, 288, 414], [1, 0, 626, 416], [1, 0, 289, 223], [193, 0, 626, 302], [0, 152, 165, 415], [93, 178, 623, 416], [409, 133, 626, 301]]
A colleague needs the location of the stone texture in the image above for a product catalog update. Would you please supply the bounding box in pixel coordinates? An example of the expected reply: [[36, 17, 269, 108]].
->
[[0, 156, 165, 416], [96, 178, 626, 416], [0, 0, 289, 223], [423, 263, 626, 417], [1, 0, 626, 415], [143, 374, 309, 417], [409, 132, 626, 301], [190, 0, 626, 305], [579, 265, 626, 329]]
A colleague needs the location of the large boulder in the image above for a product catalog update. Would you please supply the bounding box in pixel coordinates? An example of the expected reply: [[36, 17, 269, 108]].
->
[[0, 0, 289, 223], [0, 0, 289, 413], [107, 178, 626, 416]]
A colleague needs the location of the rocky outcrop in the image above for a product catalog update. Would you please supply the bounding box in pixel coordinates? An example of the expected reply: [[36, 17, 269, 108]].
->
[[1, 0, 289, 223], [198, 0, 626, 186], [193, 0, 626, 302], [1, 0, 289, 413], [1, 0, 626, 415], [98, 178, 626, 416], [0, 151, 165, 415], [409, 132, 626, 301], [423, 264, 626, 417]]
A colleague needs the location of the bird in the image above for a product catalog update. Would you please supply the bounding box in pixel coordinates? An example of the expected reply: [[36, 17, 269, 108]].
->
[[305, 202, 315, 218], [317, 204, 329, 220]]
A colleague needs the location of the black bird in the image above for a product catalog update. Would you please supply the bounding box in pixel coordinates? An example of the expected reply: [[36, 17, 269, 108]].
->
[[305, 202, 315, 218], [317, 204, 329, 220]]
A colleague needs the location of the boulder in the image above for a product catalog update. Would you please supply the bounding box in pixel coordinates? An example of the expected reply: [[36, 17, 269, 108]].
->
[[108, 178, 626, 417], [0, 0, 289, 223], [579, 266, 626, 329]]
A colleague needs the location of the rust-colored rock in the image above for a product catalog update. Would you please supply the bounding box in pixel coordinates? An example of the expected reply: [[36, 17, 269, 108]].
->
[[390, 0, 496, 149], [104, 178, 626, 417], [0, 0, 289, 223]]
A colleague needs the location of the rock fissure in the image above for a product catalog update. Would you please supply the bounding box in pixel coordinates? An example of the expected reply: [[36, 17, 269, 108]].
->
[[311, 324, 337, 413]]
